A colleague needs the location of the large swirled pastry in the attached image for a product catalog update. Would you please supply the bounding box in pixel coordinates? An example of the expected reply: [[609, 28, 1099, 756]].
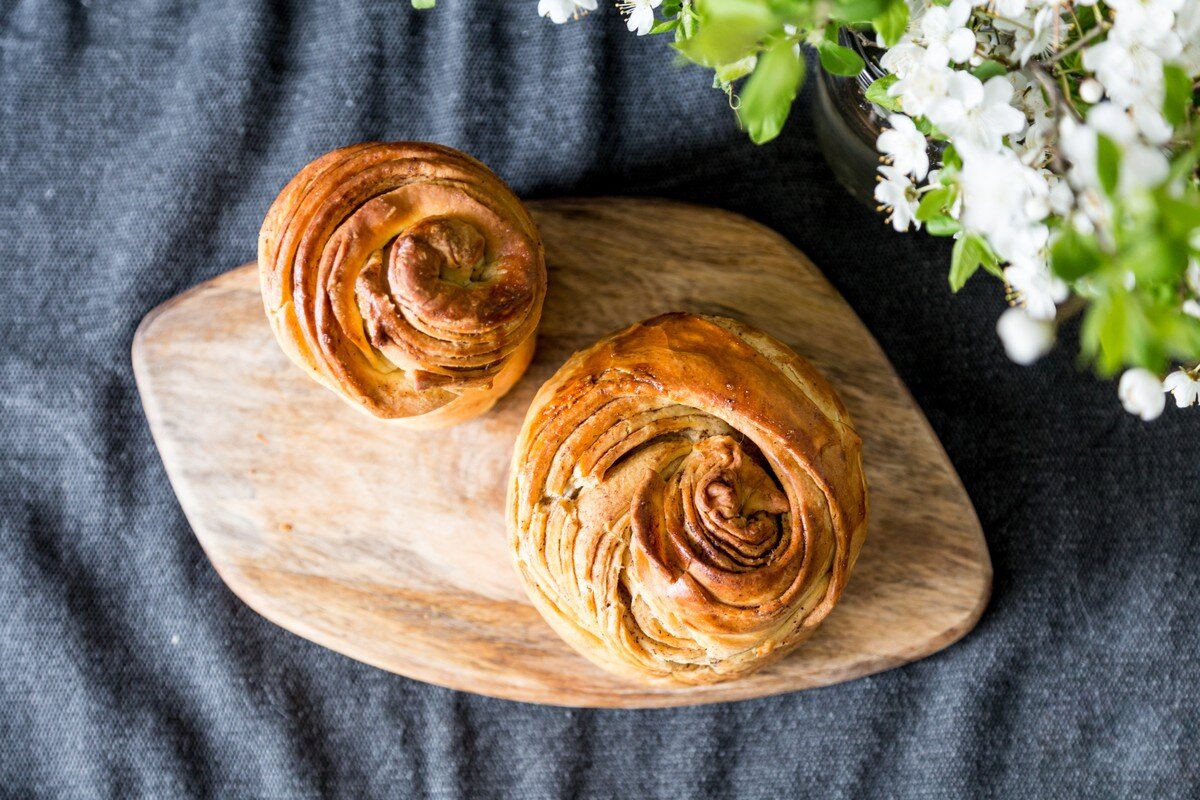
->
[[507, 313, 868, 685], [259, 142, 545, 428]]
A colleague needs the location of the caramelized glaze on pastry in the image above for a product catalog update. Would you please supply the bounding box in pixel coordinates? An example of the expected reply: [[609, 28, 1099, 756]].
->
[[507, 313, 868, 684], [259, 142, 545, 428]]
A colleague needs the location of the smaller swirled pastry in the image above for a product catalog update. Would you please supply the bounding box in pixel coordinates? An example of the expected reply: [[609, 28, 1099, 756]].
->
[[259, 142, 546, 428], [507, 313, 868, 685]]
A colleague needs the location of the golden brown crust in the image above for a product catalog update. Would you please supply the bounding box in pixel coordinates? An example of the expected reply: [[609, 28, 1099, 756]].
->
[[506, 313, 868, 685], [258, 142, 545, 427]]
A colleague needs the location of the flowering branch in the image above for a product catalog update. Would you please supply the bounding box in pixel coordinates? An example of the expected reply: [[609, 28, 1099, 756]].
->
[[504, 0, 1200, 420], [868, 0, 1200, 421]]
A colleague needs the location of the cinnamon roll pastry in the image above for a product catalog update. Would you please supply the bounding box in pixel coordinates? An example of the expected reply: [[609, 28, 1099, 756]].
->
[[507, 313, 868, 685], [258, 142, 545, 428]]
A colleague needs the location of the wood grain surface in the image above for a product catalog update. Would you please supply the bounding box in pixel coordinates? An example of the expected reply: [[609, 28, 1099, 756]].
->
[[133, 197, 991, 708]]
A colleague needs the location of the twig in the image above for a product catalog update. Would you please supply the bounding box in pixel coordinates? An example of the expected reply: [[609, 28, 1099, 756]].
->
[[1043, 22, 1108, 65], [1056, 294, 1087, 325], [1025, 61, 1077, 174], [974, 8, 1033, 33]]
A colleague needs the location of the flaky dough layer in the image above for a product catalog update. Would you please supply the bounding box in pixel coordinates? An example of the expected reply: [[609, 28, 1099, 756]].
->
[[507, 313, 868, 685], [259, 142, 545, 428]]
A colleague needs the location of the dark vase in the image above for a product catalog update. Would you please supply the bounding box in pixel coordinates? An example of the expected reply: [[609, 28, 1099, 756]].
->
[[813, 33, 890, 206]]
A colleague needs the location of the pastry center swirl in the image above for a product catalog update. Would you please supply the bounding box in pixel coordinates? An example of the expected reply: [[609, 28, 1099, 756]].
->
[[384, 216, 534, 332], [631, 434, 796, 615], [663, 436, 789, 573], [351, 207, 540, 388]]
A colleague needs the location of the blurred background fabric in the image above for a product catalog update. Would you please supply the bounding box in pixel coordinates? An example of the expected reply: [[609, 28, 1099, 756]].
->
[[1, 1, 1196, 797]]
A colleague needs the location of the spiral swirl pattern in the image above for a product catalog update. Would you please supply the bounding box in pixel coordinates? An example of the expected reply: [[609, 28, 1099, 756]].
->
[[259, 142, 545, 427], [507, 314, 868, 684]]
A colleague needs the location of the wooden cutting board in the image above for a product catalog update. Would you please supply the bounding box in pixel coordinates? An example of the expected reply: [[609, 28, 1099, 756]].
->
[[133, 198, 991, 708]]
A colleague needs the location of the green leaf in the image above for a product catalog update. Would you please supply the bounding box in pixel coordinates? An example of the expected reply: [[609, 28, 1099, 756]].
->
[[1161, 311, 1200, 361], [925, 216, 962, 237], [949, 233, 996, 292], [1162, 63, 1192, 128], [1123, 235, 1186, 284], [833, 0, 889, 24], [1168, 142, 1200, 186], [737, 37, 805, 144], [872, 0, 910, 47], [714, 54, 758, 85], [818, 40, 866, 76], [982, 257, 1005, 280], [1081, 291, 1168, 375], [913, 115, 937, 136], [971, 60, 1007, 82], [941, 143, 962, 170], [661, 0, 683, 15], [1123, 295, 1163, 372], [915, 186, 950, 222], [1081, 294, 1128, 375], [411, 0, 435, 7], [1159, 192, 1200, 243], [649, 18, 680, 35], [673, 0, 778, 67], [1096, 134, 1121, 197], [1050, 226, 1103, 281], [865, 75, 900, 112]]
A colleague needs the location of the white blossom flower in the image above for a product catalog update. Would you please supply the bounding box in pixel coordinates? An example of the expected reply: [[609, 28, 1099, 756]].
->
[[1177, 0, 1200, 73], [955, 143, 1051, 225], [1005, 260, 1066, 319], [1120, 141, 1172, 190], [1016, 6, 1059, 64], [1132, 101, 1174, 145], [538, 0, 597, 24], [1079, 78, 1105, 104], [881, 39, 929, 79], [1059, 116, 1099, 187], [1072, 185, 1112, 236], [620, 0, 662, 36], [875, 165, 921, 232], [905, 0, 929, 32], [1014, 118, 1055, 165], [957, 145, 1026, 233], [1087, 101, 1140, 142], [1010, 71, 1056, 164], [1118, 368, 1167, 420], [1163, 367, 1200, 407], [970, 29, 1003, 66], [890, 61, 953, 117], [1187, 259, 1200, 295], [1071, 207, 1098, 235], [928, 73, 1026, 151], [1082, 23, 1176, 108], [997, 306, 1056, 364], [921, 0, 977, 64], [1108, 0, 1185, 49], [1059, 105, 1170, 193], [1183, 299, 1200, 318], [1047, 174, 1075, 216], [992, 0, 1029, 18], [1010, 70, 1050, 119], [957, 144, 1057, 284], [877, 114, 930, 180]]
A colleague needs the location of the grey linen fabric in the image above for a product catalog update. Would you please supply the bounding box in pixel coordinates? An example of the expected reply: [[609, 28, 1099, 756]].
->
[[1, 1, 1197, 797]]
